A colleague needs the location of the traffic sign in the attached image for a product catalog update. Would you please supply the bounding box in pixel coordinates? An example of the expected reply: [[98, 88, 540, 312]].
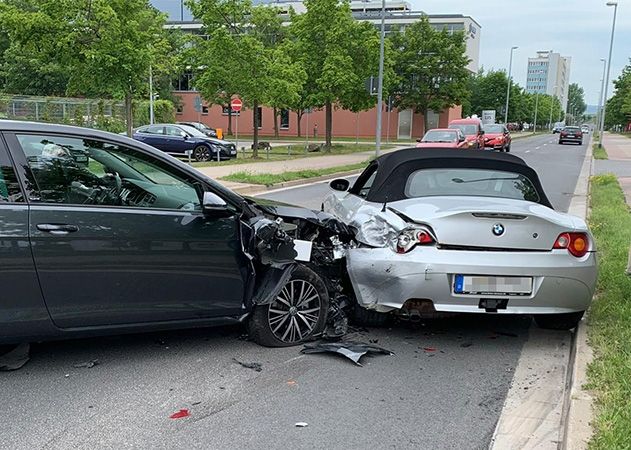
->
[[231, 98, 243, 112]]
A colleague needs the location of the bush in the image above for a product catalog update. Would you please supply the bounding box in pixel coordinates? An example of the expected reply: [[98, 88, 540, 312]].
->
[[133, 99, 175, 127]]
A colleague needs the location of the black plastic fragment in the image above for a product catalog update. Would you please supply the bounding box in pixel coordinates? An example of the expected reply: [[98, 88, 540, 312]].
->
[[301, 341, 394, 366], [232, 358, 263, 372], [0, 343, 30, 371]]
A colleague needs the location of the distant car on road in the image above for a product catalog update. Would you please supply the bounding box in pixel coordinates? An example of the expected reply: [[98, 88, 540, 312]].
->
[[323, 149, 596, 331], [448, 118, 485, 149], [553, 125, 564, 134], [416, 128, 467, 148], [581, 125, 590, 134], [482, 124, 512, 152], [558, 126, 583, 145], [177, 121, 218, 138], [133, 124, 236, 161]]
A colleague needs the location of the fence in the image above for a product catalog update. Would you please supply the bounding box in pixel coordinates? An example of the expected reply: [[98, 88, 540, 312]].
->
[[0, 94, 126, 133]]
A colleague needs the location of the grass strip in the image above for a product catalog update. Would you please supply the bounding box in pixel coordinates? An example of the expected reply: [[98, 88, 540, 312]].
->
[[592, 144, 608, 160], [221, 161, 369, 186], [586, 174, 631, 448]]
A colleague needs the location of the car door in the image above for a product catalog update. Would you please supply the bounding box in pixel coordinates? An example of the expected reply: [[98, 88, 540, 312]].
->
[[164, 126, 191, 155], [6, 131, 246, 328], [135, 125, 166, 150], [0, 135, 52, 340]]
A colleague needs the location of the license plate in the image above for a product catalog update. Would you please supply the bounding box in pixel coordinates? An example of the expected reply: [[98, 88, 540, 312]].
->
[[454, 275, 532, 296]]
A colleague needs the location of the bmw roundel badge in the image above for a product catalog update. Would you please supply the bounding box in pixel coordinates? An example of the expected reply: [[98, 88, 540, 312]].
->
[[492, 223, 505, 236]]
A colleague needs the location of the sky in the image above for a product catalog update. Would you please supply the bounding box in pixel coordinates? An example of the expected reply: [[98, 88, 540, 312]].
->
[[410, 0, 630, 106], [152, 0, 630, 106]]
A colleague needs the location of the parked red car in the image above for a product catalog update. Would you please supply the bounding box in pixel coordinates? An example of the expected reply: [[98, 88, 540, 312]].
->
[[482, 124, 512, 152], [416, 128, 468, 148], [448, 118, 485, 149]]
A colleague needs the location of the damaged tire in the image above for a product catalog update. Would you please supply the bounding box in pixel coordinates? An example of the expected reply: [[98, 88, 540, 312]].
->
[[249, 265, 329, 347], [351, 304, 390, 327], [534, 311, 584, 330]]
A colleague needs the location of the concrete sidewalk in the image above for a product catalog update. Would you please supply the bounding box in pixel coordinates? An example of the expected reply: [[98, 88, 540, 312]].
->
[[594, 133, 631, 206]]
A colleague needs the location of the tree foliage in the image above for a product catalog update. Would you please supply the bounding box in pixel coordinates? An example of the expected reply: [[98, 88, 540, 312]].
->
[[604, 60, 631, 129], [567, 83, 586, 117], [389, 17, 470, 134]]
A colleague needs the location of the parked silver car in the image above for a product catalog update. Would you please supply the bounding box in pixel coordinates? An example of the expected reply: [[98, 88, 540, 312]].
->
[[323, 149, 597, 330]]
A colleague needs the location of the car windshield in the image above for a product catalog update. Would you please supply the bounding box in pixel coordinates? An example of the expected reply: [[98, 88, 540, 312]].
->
[[483, 124, 504, 133], [178, 124, 206, 138], [404, 168, 540, 202], [449, 124, 478, 135], [422, 130, 457, 142]]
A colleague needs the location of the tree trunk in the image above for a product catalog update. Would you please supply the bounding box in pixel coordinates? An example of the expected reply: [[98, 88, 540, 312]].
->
[[422, 108, 429, 139], [252, 99, 259, 158], [325, 101, 332, 150], [273, 106, 279, 138], [296, 110, 303, 137], [125, 91, 133, 137], [227, 106, 233, 135]]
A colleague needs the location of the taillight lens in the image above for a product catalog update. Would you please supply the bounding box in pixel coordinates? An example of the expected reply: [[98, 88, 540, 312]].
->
[[553, 232, 589, 257], [561, 132, 567, 137], [395, 227, 435, 253]]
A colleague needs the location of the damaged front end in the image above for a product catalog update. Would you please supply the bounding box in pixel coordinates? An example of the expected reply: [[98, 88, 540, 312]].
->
[[240, 201, 356, 343]]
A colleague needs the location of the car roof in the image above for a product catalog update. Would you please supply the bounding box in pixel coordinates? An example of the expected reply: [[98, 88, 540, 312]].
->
[[449, 118, 481, 124], [426, 128, 458, 132], [364, 148, 552, 208]]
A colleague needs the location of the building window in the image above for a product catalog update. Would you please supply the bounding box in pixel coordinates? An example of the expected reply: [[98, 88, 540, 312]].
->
[[280, 109, 289, 129], [176, 103, 183, 115], [255, 107, 262, 128], [172, 72, 194, 91], [202, 105, 209, 115]]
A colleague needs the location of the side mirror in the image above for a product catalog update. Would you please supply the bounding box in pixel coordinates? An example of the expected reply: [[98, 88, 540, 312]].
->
[[479, 130, 485, 135], [330, 178, 350, 192], [459, 135, 466, 142], [202, 191, 228, 214], [180, 131, 188, 139], [416, 138, 422, 143]]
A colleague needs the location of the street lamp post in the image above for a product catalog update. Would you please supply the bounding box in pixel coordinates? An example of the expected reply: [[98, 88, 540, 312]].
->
[[374, 0, 386, 157], [596, 59, 605, 133], [149, 65, 154, 125], [599, 1, 618, 148], [504, 46, 518, 124], [533, 91, 539, 133], [548, 85, 557, 130]]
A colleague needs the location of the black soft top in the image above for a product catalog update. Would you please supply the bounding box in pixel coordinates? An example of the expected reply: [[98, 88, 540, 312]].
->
[[359, 148, 552, 208]]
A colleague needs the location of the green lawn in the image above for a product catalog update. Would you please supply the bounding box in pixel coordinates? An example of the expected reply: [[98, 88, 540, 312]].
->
[[593, 144, 608, 160], [586, 174, 631, 448], [191, 143, 391, 168], [221, 161, 369, 186]]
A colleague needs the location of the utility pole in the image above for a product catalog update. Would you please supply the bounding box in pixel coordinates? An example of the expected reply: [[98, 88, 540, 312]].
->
[[599, 1, 618, 148], [149, 65, 154, 125], [374, 0, 386, 157], [533, 91, 539, 133], [504, 46, 518, 124]]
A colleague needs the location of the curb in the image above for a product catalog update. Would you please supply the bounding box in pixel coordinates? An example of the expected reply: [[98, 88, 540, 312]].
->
[[229, 169, 365, 195], [489, 137, 594, 450]]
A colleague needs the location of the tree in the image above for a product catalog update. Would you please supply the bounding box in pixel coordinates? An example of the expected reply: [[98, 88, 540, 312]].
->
[[289, 0, 389, 148], [0, 0, 175, 136], [389, 17, 470, 134], [604, 60, 631, 129], [465, 68, 530, 123], [567, 83, 586, 118]]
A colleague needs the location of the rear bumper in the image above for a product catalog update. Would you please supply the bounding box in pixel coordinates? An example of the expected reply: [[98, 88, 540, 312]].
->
[[346, 246, 597, 314], [559, 136, 582, 142]]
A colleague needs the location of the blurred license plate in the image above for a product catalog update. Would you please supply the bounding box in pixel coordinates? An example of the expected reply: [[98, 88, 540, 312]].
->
[[454, 275, 532, 296]]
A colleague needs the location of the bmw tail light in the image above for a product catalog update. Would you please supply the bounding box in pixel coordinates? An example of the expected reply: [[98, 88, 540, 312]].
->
[[395, 227, 435, 254], [553, 232, 589, 257]]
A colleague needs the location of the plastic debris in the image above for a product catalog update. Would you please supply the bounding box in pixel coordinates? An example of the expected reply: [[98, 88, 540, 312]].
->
[[232, 358, 262, 372], [73, 359, 100, 369], [422, 347, 437, 352], [169, 409, 190, 419], [295, 422, 308, 427], [286, 380, 297, 386], [301, 341, 394, 366], [493, 331, 519, 338], [460, 342, 473, 348], [0, 343, 30, 371]]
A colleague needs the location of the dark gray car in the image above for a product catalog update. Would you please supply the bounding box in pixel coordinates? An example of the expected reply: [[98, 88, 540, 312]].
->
[[0, 121, 353, 348]]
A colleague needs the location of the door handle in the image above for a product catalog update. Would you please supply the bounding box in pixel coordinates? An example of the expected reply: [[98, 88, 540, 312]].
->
[[36, 224, 79, 235]]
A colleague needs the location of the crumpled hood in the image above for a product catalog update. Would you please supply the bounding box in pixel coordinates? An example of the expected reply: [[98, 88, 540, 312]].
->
[[386, 196, 586, 250]]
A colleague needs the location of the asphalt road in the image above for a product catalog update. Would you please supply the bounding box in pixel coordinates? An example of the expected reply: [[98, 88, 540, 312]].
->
[[0, 133, 587, 450]]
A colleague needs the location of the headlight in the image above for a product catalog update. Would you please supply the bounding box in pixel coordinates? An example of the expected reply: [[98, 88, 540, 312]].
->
[[468, 141, 475, 147]]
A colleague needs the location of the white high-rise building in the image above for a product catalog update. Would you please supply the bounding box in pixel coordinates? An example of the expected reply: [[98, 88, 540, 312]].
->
[[525, 50, 571, 112]]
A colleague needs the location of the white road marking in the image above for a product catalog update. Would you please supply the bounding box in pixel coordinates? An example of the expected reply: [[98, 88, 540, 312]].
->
[[543, 143, 547, 146], [535, 146, 541, 150], [525, 150, 531, 153]]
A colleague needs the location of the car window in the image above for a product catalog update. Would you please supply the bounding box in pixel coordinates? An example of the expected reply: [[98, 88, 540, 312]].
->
[[16, 134, 202, 210], [423, 131, 457, 142], [0, 145, 24, 203], [482, 124, 504, 133], [141, 125, 164, 135], [449, 124, 478, 135], [350, 164, 378, 198], [404, 168, 540, 203], [165, 126, 184, 137]]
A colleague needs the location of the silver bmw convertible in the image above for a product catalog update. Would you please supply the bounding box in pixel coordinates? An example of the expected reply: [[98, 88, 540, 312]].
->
[[323, 148, 597, 330]]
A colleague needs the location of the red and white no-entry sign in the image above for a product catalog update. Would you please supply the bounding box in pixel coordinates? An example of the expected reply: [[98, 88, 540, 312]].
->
[[230, 98, 243, 112]]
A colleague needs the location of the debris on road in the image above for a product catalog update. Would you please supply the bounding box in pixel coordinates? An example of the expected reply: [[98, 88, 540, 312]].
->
[[460, 342, 473, 348], [301, 341, 394, 366], [169, 409, 191, 419], [493, 330, 519, 338], [295, 422, 308, 427], [232, 358, 263, 372], [0, 343, 30, 371], [286, 380, 297, 386], [73, 359, 100, 369], [422, 347, 437, 352]]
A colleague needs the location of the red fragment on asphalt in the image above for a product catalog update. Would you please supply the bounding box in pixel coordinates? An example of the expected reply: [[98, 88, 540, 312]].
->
[[423, 347, 437, 352], [169, 409, 190, 419]]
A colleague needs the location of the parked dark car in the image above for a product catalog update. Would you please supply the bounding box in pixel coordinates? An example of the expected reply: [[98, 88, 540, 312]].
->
[[558, 126, 583, 145], [133, 124, 236, 162], [0, 120, 354, 348], [176, 121, 218, 138]]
